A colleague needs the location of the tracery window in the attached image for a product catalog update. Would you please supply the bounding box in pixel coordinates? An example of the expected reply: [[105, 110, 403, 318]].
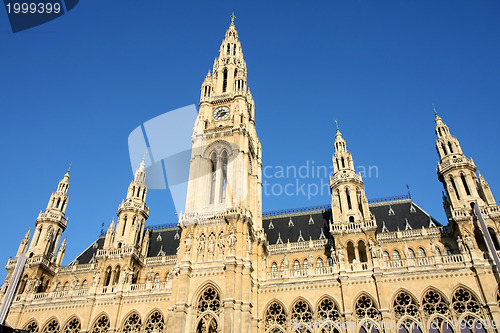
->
[[317, 297, 341, 333], [63, 317, 81, 333], [354, 295, 381, 322], [24, 320, 39, 333], [144, 310, 165, 333], [264, 302, 287, 332], [393, 291, 419, 319], [121, 312, 142, 333], [41, 319, 60, 333], [196, 314, 218, 333], [428, 317, 455, 333], [197, 287, 221, 314], [459, 315, 487, 333], [90, 314, 110, 333], [196, 286, 221, 333], [408, 249, 415, 259], [422, 289, 449, 317], [417, 248, 426, 258], [451, 287, 481, 316], [290, 299, 313, 331]]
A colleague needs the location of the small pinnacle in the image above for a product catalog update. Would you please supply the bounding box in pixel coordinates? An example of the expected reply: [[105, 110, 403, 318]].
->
[[142, 150, 148, 163], [432, 104, 438, 117], [67, 162, 72, 173], [335, 120, 340, 133]]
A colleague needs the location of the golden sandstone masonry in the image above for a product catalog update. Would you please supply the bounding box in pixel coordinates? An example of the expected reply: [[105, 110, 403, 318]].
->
[[1, 16, 500, 333]]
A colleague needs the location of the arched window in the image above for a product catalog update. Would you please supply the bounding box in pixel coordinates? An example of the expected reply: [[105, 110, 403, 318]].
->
[[23, 320, 39, 333], [220, 150, 228, 203], [303, 259, 309, 269], [337, 190, 342, 213], [393, 291, 419, 319], [196, 286, 221, 333], [290, 299, 313, 331], [417, 248, 426, 258], [488, 227, 500, 250], [264, 302, 287, 332], [82, 280, 87, 289], [280, 260, 285, 271], [90, 314, 110, 333], [451, 287, 482, 317], [422, 289, 449, 317], [144, 310, 165, 333], [448, 142, 454, 154], [122, 216, 127, 236], [358, 241, 368, 263], [383, 251, 390, 261], [317, 297, 341, 332], [347, 242, 356, 263], [346, 188, 352, 210], [209, 152, 217, 205], [461, 173, 471, 196], [18, 275, 28, 294], [349, 216, 355, 223], [450, 176, 460, 200], [271, 262, 278, 272], [408, 248, 415, 259], [154, 273, 160, 283], [121, 312, 142, 333], [316, 258, 324, 268], [222, 68, 228, 93], [393, 250, 401, 260], [63, 317, 81, 333], [474, 228, 488, 253], [354, 295, 381, 322], [104, 266, 112, 286], [41, 319, 60, 333], [293, 260, 300, 270], [63, 282, 69, 291], [113, 266, 121, 285]]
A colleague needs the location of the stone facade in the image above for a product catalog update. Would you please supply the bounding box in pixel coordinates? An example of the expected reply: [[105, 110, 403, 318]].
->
[[2, 17, 500, 333]]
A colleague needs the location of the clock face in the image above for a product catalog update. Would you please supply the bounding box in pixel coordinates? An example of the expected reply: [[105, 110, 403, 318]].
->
[[213, 106, 230, 120]]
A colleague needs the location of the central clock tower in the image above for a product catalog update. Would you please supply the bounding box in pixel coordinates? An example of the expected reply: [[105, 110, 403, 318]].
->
[[183, 15, 262, 225], [167, 15, 266, 333]]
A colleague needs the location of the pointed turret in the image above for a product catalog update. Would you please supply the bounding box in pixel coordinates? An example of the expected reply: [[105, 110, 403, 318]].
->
[[435, 109, 496, 212], [112, 161, 149, 249], [330, 122, 373, 230], [55, 237, 66, 266], [27, 166, 71, 259], [16, 228, 30, 257]]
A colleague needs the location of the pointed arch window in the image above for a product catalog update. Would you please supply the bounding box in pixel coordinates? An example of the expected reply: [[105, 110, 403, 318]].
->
[[448, 142, 454, 153], [220, 150, 228, 203], [383, 251, 390, 261], [393, 250, 401, 260], [450, 176, 460, 200], [90, 315, 110, 333], [144, 310, 165, 333], [196, 286, 221, 333], [417, 248, 426, 258], [209, 152, 217, 204], [41, 319, 59, 333], [316, 257, 324, 268], [293, 260, 300, 270], [461, 173, 471, 196], [346, 187, 352, 210], [222, 68, 228, 93], [271, 262, 278, 272], [337, 190, 342, 213], [63, 317, 81, 333]]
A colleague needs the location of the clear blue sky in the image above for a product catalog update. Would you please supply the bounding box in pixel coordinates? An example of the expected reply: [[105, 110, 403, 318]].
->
[[1, 0, 499, 281]]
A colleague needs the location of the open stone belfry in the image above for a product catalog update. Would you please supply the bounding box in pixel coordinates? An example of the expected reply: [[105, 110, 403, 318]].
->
[[1, 15, 500, 333]]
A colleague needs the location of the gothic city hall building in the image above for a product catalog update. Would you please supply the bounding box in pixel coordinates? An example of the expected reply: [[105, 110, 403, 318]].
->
[[2, 17, 500, 333]]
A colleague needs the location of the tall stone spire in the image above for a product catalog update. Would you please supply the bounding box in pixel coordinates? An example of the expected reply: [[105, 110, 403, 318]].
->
[[109, 161, 149, 249], [27, 168, 70, 260], [436, 110, 496, 213], [330, 123, 372, 228]]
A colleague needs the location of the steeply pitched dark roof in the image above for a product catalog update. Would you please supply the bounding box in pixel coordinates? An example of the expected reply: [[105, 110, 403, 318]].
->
[[72, 235, 105, 264], [263, 199, 441, 245], [73, 227, 181, 264], [146, 227, 181, 257]]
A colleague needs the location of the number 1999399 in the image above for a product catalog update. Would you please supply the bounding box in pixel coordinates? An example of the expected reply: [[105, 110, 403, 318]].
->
[[6, 2, 62, 14]]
